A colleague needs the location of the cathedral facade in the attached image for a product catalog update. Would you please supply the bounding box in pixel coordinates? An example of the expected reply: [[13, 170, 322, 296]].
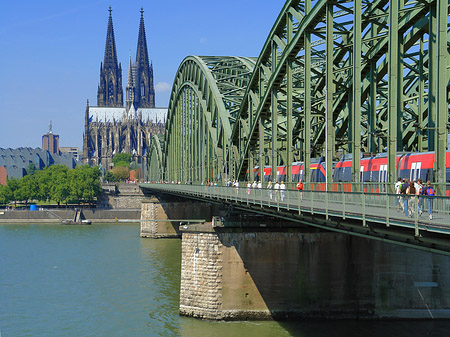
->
[[83, 7, 166, 171]]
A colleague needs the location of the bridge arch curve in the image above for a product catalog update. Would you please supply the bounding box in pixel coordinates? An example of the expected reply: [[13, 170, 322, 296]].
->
[[163, 55, 256, 183], [152, 0, 449, 187]]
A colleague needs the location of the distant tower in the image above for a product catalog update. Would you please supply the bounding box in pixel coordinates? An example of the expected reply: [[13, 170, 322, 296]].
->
[[134, 8, 155, 108], [82, 100, 91, 164], [126, 52, 136, 111], [42, 121, 60, 154], [97, 6, 123, 107]]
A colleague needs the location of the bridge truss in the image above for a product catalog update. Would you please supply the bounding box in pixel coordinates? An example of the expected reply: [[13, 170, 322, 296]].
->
[[149, 0, 449, 188]]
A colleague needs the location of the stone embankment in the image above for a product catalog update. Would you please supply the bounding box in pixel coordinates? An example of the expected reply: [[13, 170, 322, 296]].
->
[[0, 183, 145, 223], [0, 209, 140, 223]]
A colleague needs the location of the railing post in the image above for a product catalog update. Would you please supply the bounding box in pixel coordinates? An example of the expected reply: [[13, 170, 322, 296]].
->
[[277, 189, 280, 211], [326, 190, 329, 220], [414, 196, 419, 237], [298, 190, 301, 215], [386, 192, 390, 227], [311, 189, 314, 215], [362, 191, 367, 227], [287, 189, 290, 211], [342, 190, 345, 220]]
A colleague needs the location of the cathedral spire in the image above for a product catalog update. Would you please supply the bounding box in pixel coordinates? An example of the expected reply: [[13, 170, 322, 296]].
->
[[134, 7, 155, 108], [104, 6, 119, 71], [97, 6, 123, 107], [136, 8, 149, 70], [126, 51, 135, 110]]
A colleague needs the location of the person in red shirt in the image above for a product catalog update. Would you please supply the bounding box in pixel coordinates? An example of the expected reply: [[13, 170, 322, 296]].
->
[[296, 180, 303, 200]]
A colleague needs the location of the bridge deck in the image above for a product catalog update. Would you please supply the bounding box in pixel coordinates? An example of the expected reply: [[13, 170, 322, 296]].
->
[[141, 183, 450, 236]]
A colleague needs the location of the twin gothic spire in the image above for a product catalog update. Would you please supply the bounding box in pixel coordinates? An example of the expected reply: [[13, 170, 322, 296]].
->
[[97, 7, 155, 109]]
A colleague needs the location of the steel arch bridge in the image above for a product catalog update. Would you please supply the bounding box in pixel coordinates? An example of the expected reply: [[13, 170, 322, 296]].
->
[[149, 0, 450, 189]]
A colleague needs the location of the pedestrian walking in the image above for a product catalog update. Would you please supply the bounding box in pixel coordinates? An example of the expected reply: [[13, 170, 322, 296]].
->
[[395, 177, 402, 211], [415, 179, 424, 215], [423, 181, 435, 220], [280, 181, 286, 202], [401, 178, 409, 216], [296, 180, 304, 200], [274, 181, 280, 202], [267, 181, 273, 200], [406, 181, 416, 217]]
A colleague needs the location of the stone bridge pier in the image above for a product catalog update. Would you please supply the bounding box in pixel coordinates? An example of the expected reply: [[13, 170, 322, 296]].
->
[[179, 225, 450, 320], [140, 196, 219, 238]]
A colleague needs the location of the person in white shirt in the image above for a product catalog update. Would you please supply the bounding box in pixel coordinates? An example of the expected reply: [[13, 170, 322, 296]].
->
[[280, 181, 286, 201], [267, 181, 273, 200], [274, 181, 280, 202]]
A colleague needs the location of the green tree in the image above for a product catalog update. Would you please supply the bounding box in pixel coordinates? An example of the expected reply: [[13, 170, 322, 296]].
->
[[19, 174, 39, 204], [0, 184, 11, 205], [68, 165, 102, 204], [104, 171, 118, 182], [26, 162, 37, 176], [112, 153, 131, 166], [6, 178, 19, 206], [48, 165, 69, 205], [35, 169, 51, 202], [114, 160, 130, 168]]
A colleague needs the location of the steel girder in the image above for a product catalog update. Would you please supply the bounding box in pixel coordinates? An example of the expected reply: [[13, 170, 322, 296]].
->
[[161, 56, 255, 183], [228, 0, 449, 187], [150, 0, 449, 187], [148, 135, 164, 182]]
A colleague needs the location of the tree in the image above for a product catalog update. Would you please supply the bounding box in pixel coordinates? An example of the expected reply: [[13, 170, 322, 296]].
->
[[0, 184, 11, 205], [35, 169, 51, 202], [6, 178, 19, 206], [26, 162, 37, 176], [68, 165, 102, 204], [17, 175, 39, 204], [48, 165, 69, 205], [114, 160, 130, 168], [112, 166, 129, 181], [112, 153, 131, 166], [104, 171, 118, 182]]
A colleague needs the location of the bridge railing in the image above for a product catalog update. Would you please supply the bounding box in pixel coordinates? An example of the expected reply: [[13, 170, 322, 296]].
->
[[141, 183, 450, 235]]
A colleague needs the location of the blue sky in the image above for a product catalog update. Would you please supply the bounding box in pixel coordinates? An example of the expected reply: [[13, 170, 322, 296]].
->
[[0, 0, 285, 150]]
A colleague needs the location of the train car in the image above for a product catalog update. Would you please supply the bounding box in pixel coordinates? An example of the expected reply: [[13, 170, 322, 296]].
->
[[334, 151, 450, 194]]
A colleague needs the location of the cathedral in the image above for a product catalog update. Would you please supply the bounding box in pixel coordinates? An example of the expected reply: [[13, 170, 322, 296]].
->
[[83, 7, 167, 171]]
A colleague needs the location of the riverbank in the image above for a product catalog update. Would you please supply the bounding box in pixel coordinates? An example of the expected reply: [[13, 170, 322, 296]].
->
[[0, 208, 140, 223]]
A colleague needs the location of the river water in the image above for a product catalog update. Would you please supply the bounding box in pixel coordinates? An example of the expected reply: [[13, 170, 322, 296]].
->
[[1, 223, 449, 337]]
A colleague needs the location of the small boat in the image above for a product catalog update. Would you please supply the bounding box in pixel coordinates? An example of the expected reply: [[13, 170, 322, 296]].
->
[[61, 219, 92, 225]]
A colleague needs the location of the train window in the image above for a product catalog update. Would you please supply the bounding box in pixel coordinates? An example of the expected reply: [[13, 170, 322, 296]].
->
[[379, 164, 387, 182], [360, 166, 364, 182], [343, 167, 352, 182], [410, 162, 421, 181]]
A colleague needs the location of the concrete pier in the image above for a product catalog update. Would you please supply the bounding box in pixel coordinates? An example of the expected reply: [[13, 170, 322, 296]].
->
[[179, 226, 450, 320], [140, 198, 217, 238]]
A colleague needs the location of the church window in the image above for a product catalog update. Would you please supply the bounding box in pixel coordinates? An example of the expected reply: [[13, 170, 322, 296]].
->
[[108, 81, 114, 98]]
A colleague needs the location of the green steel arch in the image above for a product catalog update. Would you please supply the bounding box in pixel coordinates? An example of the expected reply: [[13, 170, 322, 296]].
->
[[162, 56, 256, 183], [151, 0, 449, 191], [147, 135, 164, 182], [228, 0, 449, 190]]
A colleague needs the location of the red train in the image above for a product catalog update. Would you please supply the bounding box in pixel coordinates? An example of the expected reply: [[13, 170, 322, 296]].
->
[[247, 151, 450, 193]]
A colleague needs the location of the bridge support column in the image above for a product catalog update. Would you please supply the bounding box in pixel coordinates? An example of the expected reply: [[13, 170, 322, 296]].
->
[[180, 227, 450, 320], [140, 198, 216, 238]]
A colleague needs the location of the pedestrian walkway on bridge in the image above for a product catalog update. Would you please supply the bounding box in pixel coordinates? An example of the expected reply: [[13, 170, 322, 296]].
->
[[141, 182, 450, 248]]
